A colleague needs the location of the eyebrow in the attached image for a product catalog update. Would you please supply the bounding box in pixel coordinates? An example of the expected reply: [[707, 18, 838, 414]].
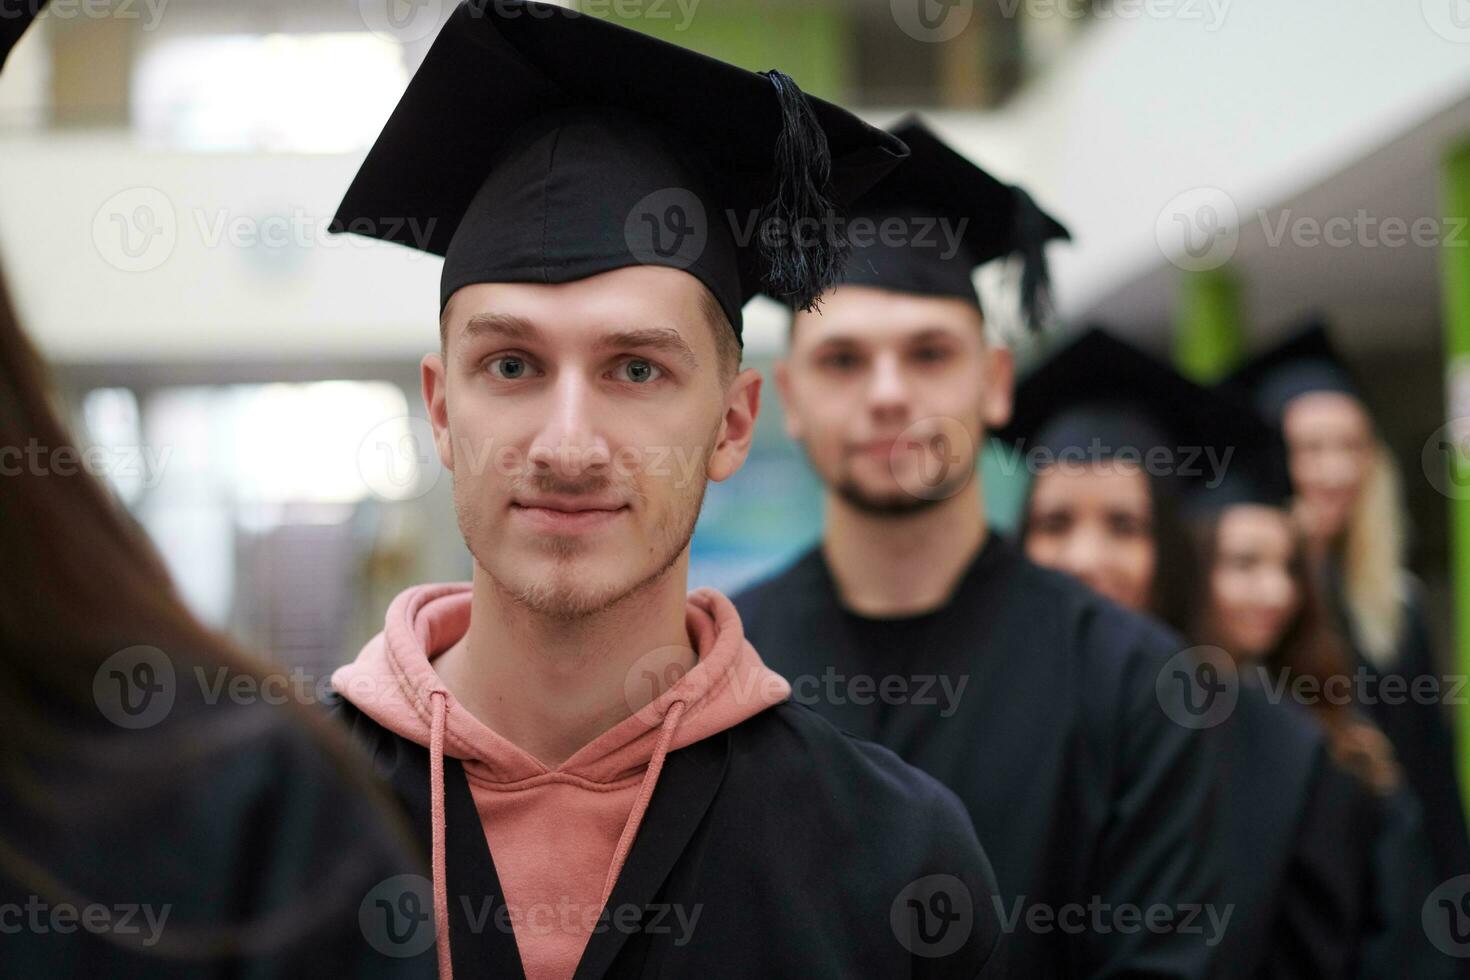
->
[[456, 315, 698, 371], [459, 312, 538, 346], [809, 326, 961, 349], [595, 328, 698, 370]]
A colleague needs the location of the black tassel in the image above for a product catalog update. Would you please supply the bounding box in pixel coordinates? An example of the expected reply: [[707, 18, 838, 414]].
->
[[757, 70, 848, 312], [1011, 185, 1057, 334]]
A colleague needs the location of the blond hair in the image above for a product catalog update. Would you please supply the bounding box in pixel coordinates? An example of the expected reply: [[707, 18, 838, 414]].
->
[[1338, 439, 1408, 669]]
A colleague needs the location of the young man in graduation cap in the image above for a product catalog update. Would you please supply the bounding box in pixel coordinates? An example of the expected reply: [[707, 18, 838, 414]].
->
[[325, 4, 1005, 979], [734, 118, 1225, 978]]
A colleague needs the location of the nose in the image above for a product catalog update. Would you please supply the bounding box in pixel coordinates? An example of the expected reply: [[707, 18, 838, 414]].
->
[[1316, 447, 1361, 490], [1057, 524, 1110, 590], [866, 351, 911, 423], [527, 372, 611, 480], [1259, 566, 1297, 613]]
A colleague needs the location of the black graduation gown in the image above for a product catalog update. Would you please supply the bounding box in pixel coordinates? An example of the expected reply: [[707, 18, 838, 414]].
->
[[1266, 753, 1376, 980], [1356, 781, 1455, 980], [328, 694, 1008, 979], [1, 687, 432, 980], [1211, 687, 1370, 975], [1327, 572, 1470, 888], [734, 533, 1223, 979]]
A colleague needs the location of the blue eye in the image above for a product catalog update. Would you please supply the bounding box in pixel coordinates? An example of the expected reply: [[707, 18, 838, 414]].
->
[[618, 359, 662, 384], [489, 355, 531, 380], [820, 351, 860, 371]]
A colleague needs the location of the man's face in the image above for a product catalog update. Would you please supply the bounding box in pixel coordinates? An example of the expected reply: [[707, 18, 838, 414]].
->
[[776, 285, 1012, 514], [424, 265, 759, 619]]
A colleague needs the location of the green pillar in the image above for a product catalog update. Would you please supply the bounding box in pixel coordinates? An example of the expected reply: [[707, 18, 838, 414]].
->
[[1440, 139, 1470, 815], [1172, 267, 1245, 382]]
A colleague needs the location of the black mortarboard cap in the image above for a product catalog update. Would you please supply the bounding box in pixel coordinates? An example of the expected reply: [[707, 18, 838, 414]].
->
[[331, 0, 910, 343], [993, 326, 1274, 498], [1223, 314, 1365, 427], [829, 116, 1070, 331], [1, 0, 46, 71], [1182, 423, 1293, 515]]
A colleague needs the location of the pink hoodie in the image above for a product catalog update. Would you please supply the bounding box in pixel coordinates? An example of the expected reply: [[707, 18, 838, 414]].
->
[[332, 583, 791, 980]]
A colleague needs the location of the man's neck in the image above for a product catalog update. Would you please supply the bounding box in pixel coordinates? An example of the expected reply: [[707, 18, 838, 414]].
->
[[822, 480, 988, 617], [433, 556, 696, 769]]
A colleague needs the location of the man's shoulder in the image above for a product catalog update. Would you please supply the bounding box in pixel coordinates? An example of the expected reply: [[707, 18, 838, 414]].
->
[[730, 701, 980, 843], [725, 701, 1004, 965]]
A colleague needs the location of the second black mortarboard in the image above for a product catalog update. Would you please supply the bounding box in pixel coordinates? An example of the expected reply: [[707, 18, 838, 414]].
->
[[830, 115, 1070, 331], [331, 0, 909, 344]]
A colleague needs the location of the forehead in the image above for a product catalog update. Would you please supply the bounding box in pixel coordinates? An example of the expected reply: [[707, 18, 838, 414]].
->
[[1032, 463, 1152, 508], [1218, 504, 1294, 547], [443, 265, 712, 350], [791, 285, 984, 347], [1282, 391, 1370, 436]]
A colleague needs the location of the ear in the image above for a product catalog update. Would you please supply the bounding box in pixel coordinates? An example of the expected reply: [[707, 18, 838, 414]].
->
[[707, 367, 763, 483], [982, 343, 1015, 431], [772, 358, 801, 440], [421, 352, 455, 471]]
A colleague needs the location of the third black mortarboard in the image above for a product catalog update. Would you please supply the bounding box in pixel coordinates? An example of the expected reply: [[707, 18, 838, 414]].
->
[[332, 0, 909, 344], [994, 326, 1274, 498]]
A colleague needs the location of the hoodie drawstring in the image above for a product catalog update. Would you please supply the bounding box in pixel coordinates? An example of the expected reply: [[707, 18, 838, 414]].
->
[[429, 690, 453, 980], [599, 699, 687, 907]]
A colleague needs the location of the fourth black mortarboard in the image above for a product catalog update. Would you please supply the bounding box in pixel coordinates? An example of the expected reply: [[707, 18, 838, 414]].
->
[[1222, 315, 1366, 427]]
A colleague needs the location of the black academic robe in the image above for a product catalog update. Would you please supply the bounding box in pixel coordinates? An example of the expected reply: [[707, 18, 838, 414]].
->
[[1266, 752, 1376, 980], [1205, 687, 1375, 975], [1212, 685, 1327, 978], [1, 683, 432, 980], [1327, 570, 1470, 889], [328, 695, 1007, 979], [734, 534, 1223, 979]]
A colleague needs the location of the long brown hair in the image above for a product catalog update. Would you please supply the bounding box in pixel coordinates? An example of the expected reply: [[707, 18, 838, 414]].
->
[[1191, 506, 1399, 795], [0, 259, 415, 956]]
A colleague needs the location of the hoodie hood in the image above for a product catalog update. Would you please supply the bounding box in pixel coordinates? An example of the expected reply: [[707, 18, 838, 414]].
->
[[333, 582, 790, 780], [332, 582, 790, 980]]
